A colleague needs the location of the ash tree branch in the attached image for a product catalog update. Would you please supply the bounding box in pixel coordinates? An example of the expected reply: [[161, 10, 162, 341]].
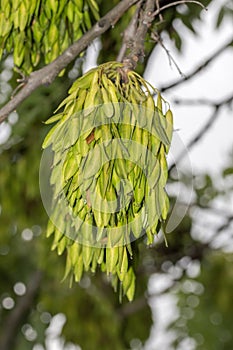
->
[[173, 97, 230, 106], [216, 214, 233, 234], [0, 270, 43, 350], [0, 0, 139, 124], [160, 36, 233, 92], [152, 32, 185, 77], [169, 93, 233, 171], [0, 0, 212, 123], [122, 0, 207, 71], [123, 0, 156, 70], [116, 2, 142, 62], [173, 91, 233, 107]]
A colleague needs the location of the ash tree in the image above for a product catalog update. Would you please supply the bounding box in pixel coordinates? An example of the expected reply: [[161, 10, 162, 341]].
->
[[0, 1, 233, 350]]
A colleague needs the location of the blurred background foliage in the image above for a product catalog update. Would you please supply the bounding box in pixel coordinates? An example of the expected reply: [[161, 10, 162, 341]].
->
[[0, 0, 233, 349]]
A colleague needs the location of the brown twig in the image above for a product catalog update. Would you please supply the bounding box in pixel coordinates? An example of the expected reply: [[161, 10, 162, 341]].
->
[[173, 97, 232, 106], [0, 270, 43, 350], [152, 0, 207, 15], [151, 32, 185, 77], [123, 0, 156, 70], [0, 0, 139, 124], [169, 93, 233, 171], [156, 0, 164, 22], [122, 0, 208, 70], [160, 36, 233, 92], [117, 2, 142, 62], [216, 215, 233, 234]]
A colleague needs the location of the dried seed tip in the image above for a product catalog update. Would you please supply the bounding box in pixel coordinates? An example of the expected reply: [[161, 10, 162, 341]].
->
[[86, 129, 95, 144]]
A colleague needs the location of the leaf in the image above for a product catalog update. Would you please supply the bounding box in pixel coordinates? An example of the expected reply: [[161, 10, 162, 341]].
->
[[223, 167, 233, 177], [180, 15, 196, 34], [44, 113, 63, 124], [169, 27, 183, 52], [216, 7, 225, 28]]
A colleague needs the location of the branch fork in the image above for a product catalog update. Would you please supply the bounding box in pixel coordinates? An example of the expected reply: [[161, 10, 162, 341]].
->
[[0, 0, 139, 123]]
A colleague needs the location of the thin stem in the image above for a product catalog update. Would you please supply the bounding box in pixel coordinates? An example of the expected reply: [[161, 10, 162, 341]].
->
[[160, 36, 233, 92], [151, 32, 185, 77], [169, 93, 233, 171], [0, 271, 43, 350], [152, 0, 207, 16]]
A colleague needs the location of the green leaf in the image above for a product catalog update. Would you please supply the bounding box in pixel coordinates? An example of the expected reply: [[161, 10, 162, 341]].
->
[[223, 167, 233, 177], [216, 7, 225, 28]]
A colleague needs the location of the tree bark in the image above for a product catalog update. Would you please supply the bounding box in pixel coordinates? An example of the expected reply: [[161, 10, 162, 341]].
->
[[0, 270, 43, 350]]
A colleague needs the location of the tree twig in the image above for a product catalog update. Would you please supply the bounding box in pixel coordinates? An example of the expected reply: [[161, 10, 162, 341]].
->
[[173, 92, 233, 107], [156, 0, 164, 22], [123, 0, 156, 70], [216, 214, 233, 234], [152, 0, 207, 15], [122, 0, 207, 71], [173, 97, 231, 106], [117, 2, 142, 62], [0, 0, 139, 124], [160, 36, 233, 92], [169, 93, 233, 171], [151, 32, 185, 77], [0, 270, 43, 350]]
